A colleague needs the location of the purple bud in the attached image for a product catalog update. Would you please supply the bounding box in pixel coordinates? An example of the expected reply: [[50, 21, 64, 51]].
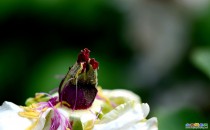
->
[[60, 83, 97, 110]]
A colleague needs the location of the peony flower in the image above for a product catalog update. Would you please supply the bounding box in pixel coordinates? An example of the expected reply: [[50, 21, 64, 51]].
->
[[0, 48, 158, 130]]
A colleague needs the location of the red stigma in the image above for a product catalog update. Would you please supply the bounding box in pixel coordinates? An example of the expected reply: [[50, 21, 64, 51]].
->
[[90, 58, 99, 69], [77, 48, 90, 63]]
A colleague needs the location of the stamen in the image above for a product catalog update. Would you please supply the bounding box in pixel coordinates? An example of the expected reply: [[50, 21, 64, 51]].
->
[[19, 111, 39, 119], [19, 104, 40, 119]]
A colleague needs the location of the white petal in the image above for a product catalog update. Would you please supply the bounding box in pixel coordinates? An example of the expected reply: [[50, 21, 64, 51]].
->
[[141, 103, 150, 118], [0, 101, 32, 130], [93, 101, 152, 130], [58, 99, 103, 119], [129, 117, 158, 130], [57, 99, 104, 129], [102, 89, 141, 103], [34, 108, 52, 130]]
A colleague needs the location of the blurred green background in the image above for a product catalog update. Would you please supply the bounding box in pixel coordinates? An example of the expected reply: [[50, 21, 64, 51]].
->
[[0, 0, 210, 130]]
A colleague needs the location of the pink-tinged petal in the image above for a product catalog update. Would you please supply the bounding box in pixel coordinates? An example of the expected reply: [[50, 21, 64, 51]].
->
[[37, 97, 58, 111], [50, 108, 71, 130]]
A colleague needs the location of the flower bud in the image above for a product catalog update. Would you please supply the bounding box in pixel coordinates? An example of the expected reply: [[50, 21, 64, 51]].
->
[[59, 48, 99, 110]]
